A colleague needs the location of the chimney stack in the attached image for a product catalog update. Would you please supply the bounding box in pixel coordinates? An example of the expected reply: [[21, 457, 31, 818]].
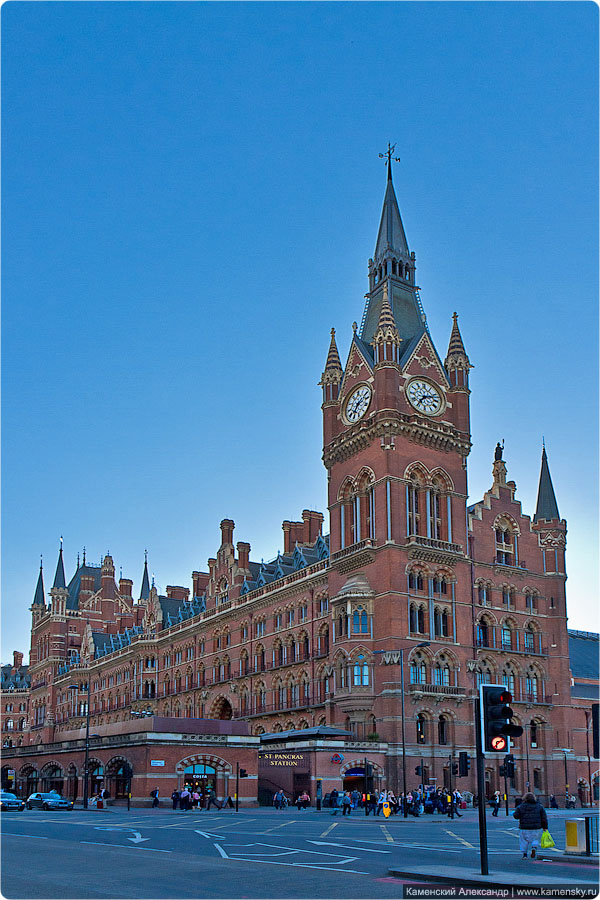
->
[[237, 542, 251, 571], [220, 519, 235, 546]]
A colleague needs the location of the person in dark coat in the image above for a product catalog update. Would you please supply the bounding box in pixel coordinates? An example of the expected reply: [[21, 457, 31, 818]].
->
[[513, 792, 548, 858], [171, 789, 180, 810]]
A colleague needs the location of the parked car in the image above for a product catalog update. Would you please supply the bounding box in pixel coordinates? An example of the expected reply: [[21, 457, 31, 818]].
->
[[0, 791, 25, 811], [26, 792, 73, 810]]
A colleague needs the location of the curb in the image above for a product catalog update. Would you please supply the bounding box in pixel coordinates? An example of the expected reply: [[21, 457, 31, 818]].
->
[[388, 868, 596, 889]]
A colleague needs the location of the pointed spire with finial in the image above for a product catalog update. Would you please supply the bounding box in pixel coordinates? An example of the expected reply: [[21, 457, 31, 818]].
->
[[319, 328, 343, 401], [32, 557, 45, 606], [53, 537, 66, 590], [445, 312, 472, 388], [533, 445, 560, 523], [139, 550, 150, 601], [373, 280, 402, 364]]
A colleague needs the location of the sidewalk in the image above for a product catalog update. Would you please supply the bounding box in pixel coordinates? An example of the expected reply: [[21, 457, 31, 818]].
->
[[388, 863, 598, 889]]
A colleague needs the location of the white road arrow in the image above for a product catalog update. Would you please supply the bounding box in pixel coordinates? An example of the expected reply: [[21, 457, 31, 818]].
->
[[195, 830, 221, 840], [128, 832, 149, 844], [308, 840, 390, 854]]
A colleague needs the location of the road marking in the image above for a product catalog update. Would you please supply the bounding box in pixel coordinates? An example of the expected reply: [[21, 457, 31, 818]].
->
[[444, 828, 475, 848], [219, 858, 368, 874], [214, 842, 229, 858], [195, 830, 221, 839], [263, 821, 295, 833], [380, 824, 394, 842], [320, 823, 338, 837], [309, 840, 389, 854], [1, 833, 48, 839], [80, 841, 171, 852], [211, 818, 257, 830]]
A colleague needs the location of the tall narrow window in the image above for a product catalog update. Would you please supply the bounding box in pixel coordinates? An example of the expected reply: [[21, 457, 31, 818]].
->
[[438, 715, 448, 745], [408, 479, 420, 535], [416, 714, 427, 744], [530, 720, 538, 748]]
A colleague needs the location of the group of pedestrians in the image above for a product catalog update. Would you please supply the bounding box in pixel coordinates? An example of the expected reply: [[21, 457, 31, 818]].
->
[[170, 786, 223, 810]]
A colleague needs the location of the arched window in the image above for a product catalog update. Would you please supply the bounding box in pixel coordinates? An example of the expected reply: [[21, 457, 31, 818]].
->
[[407, 476, 421, 536], [476, 661, 493, 688], [530, 720, 538, 748], [502, 665, 516, 695], [410, 654, 427, 685], [409, 603, 418, 634], [524, 624, 536, 652], [501, 623, 513, 650], [495, 518, 517, 565], [525, 591, 537, 611], [526, 669, 539, 701], [416, 714, 427, 744], [353, 655, 369, 686], [438, 715, 449, 745], [353, 606, 369, 634], [476, 618, 491, 647]]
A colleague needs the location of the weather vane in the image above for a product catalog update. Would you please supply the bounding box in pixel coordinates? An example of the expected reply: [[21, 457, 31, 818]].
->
[[379, 143, 401, 171]]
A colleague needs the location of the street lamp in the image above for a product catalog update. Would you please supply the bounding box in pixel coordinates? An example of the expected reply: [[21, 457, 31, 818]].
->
[[558, 748, 573, 807], [70, 679, 92, 809], [400, 642, 430, 818]]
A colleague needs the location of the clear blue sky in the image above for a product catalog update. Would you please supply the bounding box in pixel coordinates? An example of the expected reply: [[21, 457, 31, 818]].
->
[[2, 2, 598, 660]]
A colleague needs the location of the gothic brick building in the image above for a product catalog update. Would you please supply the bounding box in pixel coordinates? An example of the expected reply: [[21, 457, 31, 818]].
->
[[2, 161, 597, 806]]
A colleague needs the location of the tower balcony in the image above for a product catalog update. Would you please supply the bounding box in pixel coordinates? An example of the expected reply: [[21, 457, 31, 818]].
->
[[408, 683, 466, 699], [407, 535, 463, 556]]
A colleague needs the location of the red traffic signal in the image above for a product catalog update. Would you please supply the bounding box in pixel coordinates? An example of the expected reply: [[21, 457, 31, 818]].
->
[[480, 684, 523, 753]]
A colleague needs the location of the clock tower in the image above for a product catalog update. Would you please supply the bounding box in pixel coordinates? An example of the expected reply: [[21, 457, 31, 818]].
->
[[321, 157, 473, 762]]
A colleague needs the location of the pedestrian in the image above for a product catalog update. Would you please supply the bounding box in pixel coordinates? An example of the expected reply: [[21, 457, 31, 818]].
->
[[388, 791, 398, 815], [150, 787, 159, 808], [171, 789, 180, 810], [179, 787, 191, 810], [376, 789, 387, 815], [492, 790, 501, 817], [342, 791, 352, 816], [273, 790, 283, 810], [192, 790, 200, 809], [513, 792, 548, 859], [301, 791, 310, 809], [351, 789, 360, 809], [329, 788, 339, 810], [452, 789, 463, 817], [206, 787, 221, 810], [549, 794, 558, 809]]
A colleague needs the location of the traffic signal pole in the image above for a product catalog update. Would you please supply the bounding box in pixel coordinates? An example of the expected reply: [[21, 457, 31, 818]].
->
[[475, 697, 489, 876], [235, 762, 239, 813], [504, 769, 509, 816]]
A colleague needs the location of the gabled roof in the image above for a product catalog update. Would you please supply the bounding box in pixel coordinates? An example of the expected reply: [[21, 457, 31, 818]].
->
[[66, 564, 102, 611]]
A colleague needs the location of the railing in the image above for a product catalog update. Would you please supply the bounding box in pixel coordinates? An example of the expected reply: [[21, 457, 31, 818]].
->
[[408, 683, 466, 697], [330, 539, 375, 564], [476, 636, 547, 656], [408, 535, 463, 554], [234, 696, 327, 718]]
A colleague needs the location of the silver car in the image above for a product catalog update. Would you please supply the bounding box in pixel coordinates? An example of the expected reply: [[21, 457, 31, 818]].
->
[[26, 792, 73, 810]]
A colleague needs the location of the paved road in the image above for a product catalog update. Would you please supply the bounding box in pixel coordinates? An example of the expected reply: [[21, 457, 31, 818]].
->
[[2, 806, 598, 898]]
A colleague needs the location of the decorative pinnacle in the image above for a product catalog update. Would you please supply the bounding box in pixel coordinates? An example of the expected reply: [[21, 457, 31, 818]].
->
[[352, 321, 358, 334], [379, 143, 401, 180]]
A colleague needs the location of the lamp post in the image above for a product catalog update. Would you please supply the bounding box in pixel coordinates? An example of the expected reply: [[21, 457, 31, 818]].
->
[[400, 641, 430, 818], [585, 711, 593, 808], [558, 748, 572, 807], [70, 679, 92, 809]]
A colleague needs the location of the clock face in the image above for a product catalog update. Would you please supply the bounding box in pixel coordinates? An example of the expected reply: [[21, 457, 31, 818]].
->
[[406, 379, 444, 415], [344, 384, 372, 423]]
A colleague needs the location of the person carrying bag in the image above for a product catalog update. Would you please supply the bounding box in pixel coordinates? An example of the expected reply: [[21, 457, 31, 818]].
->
[[513, 792, 548, 858]]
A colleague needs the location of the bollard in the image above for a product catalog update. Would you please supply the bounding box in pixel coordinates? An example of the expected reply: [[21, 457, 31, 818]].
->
[[565, 818, 586, 854]]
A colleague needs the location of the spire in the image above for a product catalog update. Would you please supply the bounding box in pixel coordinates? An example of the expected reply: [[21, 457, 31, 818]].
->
[[361, 155, 424, 350], [52, 538, 66, 590], [320, 328, 343, 404], [534, 446, 560, 523], [33, 558, 45, 606], [446, 312, 468, 361], [373, 281, 401, 364], [140, 551, 150, 601]]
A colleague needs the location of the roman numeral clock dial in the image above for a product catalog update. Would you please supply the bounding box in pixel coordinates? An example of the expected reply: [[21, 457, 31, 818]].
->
[[406, 379, 444, 415], [343, 384, 372, 424]]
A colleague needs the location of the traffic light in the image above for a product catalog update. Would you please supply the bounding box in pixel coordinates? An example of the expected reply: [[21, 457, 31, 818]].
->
[[504, 754, 515, 778], [480, 685, 523, 753], [592, 703, 599, 760], [239, 768, 248, 778], [458, 752, 470, 777], [451, 761, 459, 776], [499, 765, 506, 778], [415, 765, 423, 776]]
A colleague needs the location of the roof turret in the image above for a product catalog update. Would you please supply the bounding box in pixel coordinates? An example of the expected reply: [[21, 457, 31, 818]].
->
[[52, 540, 66, 590], [32, 559, 45, 606], [320, 328, 343, 384], [140, 551, 150, 601], [533, 446, 560, 523]]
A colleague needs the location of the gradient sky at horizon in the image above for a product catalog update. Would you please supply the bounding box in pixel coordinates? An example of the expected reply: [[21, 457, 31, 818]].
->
[[2, 1, 598, 660]]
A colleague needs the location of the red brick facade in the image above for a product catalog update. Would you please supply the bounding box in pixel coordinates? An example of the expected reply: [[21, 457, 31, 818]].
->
[[2, 169, 597, 807]]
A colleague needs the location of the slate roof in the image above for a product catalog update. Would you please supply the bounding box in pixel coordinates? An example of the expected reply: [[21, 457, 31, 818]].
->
[[0, 664, 30, 691], [571, 683, 600, 700], [568, 630, 599, 680], [66, 564, 102, 611]]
